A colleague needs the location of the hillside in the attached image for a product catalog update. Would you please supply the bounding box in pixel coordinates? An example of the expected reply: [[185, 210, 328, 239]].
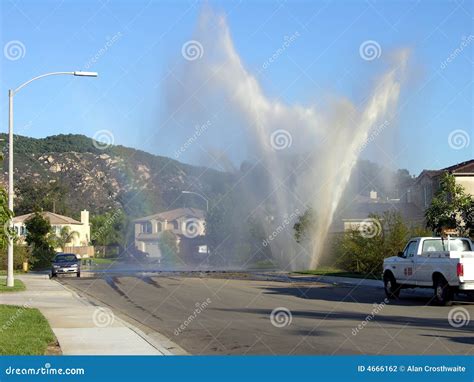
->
[[0, 133, 233, 219]]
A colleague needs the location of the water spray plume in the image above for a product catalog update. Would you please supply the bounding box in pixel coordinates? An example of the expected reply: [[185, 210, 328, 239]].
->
[[168, 10, 409, 270]]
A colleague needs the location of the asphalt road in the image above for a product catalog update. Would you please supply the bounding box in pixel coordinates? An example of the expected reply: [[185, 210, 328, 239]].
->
[[59, 273, 474, 355]]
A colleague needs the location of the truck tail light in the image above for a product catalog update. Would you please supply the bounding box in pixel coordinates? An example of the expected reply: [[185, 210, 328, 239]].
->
[[457, 263, 464, 277]]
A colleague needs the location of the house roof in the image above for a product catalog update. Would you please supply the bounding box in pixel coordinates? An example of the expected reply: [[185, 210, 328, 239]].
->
[[13, 211, 83, 225], [134, 207, 205, 223], [442, 159, 474, 174], [416, 159, 474, 184]]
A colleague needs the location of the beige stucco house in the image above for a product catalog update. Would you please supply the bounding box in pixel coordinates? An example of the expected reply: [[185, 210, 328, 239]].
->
[[134, 208, 206, 260], [13, 210, 93, 257], [409, 159, 474, 209]]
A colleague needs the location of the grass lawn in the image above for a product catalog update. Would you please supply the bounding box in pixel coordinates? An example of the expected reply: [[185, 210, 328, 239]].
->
[[0, 278, 25, 293], [294, 267, 381, 280], [0, 304, 56, 355], [85, 257, 119, 265]]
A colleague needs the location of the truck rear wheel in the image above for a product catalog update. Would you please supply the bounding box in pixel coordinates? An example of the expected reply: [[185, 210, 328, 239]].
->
[[433, 276, 453, 306], [384, 273, 400, 300]]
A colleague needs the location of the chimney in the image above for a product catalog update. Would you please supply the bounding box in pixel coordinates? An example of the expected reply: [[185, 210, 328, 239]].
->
[[81, 210, 89, 225]]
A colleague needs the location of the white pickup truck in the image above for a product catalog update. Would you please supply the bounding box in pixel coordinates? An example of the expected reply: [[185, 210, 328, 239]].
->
[[383, 237, 474, 305]]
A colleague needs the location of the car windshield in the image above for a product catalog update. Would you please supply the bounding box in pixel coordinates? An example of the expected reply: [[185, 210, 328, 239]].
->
[[54, 254, 77, 263], [422, 239, 471, 252]]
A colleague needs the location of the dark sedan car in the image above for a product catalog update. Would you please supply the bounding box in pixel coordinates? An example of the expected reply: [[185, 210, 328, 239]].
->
[[51, 253, 81, 278]]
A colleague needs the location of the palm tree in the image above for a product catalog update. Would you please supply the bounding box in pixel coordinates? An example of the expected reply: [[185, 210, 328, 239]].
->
[[54, 226, 79, 251]]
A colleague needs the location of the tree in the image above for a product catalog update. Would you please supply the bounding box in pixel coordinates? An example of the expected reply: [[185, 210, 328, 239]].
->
[[53, 226, 79, 251], [425, 173, 472, 236], [15, 180, 70, 216], [25, 212, 56, 269], [0, 187, 13, 250], [90, 210, 128, 257], [158, 231, 179, 265], [335, 212, 431, 275], [293, 208, 316, 244]]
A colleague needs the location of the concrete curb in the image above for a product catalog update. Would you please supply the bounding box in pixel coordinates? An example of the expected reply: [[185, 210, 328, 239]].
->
[[288, 274, 384, 288]]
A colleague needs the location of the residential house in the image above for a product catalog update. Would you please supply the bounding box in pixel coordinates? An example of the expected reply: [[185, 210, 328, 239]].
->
[[338, 159, 474, 233], [134, 208, 206, 262], [13, 210, 93, 257], [409, 159, 474, 209]]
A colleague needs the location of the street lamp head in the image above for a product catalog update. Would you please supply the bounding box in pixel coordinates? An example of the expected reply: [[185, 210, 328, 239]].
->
[[73, 71, 98, 77]]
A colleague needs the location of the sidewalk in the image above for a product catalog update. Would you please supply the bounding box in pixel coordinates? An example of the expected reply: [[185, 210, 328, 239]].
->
[[0, 273, 174, 355]]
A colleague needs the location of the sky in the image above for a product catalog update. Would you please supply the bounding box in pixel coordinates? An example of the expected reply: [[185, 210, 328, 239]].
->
[[0, 0, 472, 175]]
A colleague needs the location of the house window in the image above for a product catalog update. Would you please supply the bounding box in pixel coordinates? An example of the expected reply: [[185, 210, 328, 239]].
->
[[142, 222, 152, 234]]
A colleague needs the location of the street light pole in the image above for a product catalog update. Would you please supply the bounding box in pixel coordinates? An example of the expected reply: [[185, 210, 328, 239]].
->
[[6, 90, 14, 287], [6, 71, 98, 287], [181, 191, 209, 212]]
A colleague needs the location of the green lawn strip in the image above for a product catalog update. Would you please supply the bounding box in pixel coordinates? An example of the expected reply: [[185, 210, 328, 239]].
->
[[0, 304, 56, 355], [83, 257, 119, 265], [0, 278, 25, 293], [0, 270, 22, 276], [294, 267, 381, 280]]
